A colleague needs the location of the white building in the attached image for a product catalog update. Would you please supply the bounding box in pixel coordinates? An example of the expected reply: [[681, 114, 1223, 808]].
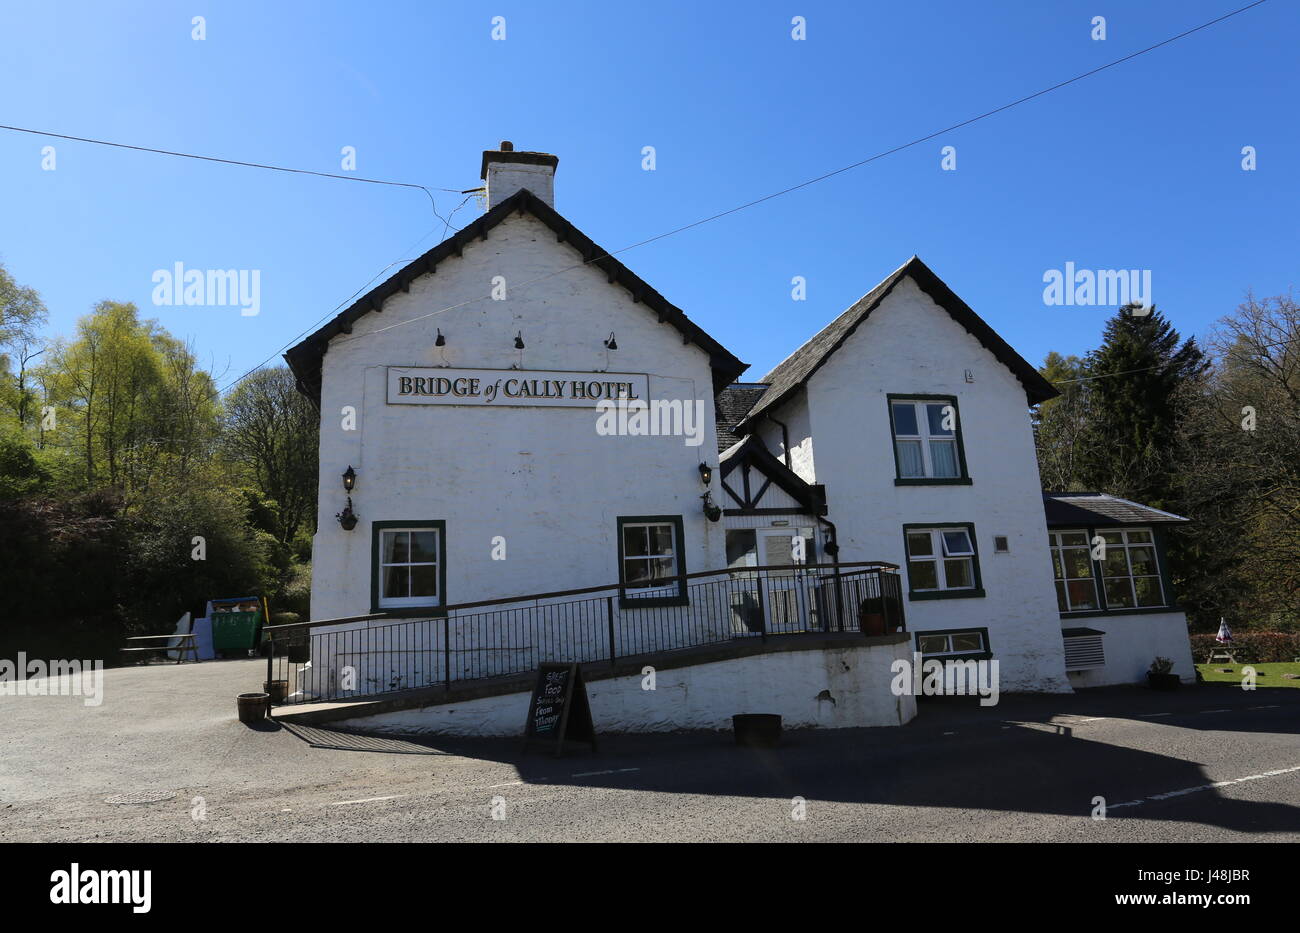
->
[[281, 142, 1194, 732]]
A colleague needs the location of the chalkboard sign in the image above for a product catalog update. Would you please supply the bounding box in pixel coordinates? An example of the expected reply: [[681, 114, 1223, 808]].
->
[[523, 663, 596, 756]]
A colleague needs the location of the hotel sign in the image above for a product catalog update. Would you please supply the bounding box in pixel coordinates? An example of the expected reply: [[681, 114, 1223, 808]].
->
[[386, 367, 649, 408]]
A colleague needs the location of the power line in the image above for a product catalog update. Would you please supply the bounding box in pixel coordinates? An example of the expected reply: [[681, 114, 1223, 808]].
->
[[334, 0, 1271, 349], [1049, 338, 1293, 385], [0, 122, 469, 212]]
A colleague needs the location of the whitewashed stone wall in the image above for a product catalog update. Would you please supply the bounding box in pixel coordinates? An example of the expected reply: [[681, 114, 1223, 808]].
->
[[333, 639, 917, 736], [1066, 612, 1197, 687]]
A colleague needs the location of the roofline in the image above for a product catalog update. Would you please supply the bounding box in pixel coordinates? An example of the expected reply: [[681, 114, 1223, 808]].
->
[[284, 187, 747, 406], [1043, 491, 1190, 523], [734, 256, 1058, 433]]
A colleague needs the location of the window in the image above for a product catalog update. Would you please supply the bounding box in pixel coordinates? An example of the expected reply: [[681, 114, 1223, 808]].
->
[[916, 628, 989, 658], [1098, 528, 1165, 609], [726, 527, 815, 577], [1050, 530, 1099, 612], [617, 515, 687, 605], [888, 396, 969, 483], [903, 524, 984, 598], [371, 521, 445, 613]]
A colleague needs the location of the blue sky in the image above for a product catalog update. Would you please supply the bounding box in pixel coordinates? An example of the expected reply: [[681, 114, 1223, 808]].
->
[[1, 0, 1295, 389]]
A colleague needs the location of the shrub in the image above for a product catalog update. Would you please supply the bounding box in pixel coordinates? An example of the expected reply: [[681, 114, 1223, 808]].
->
[[1189, 631, 1300, 664]]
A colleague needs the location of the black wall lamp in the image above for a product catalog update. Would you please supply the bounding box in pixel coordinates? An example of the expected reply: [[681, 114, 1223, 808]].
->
[[604, 332, 618, 350], [698, 463, 713, 486], [699, 463, 721, 521], [513, 331, 525, 349], [337, 466, 358, 530], [435, 329, 446, 347]]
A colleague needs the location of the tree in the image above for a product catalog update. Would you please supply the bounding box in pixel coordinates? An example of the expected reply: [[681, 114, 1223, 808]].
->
[[1033, 351, 1089, 491], [0, 262, 49, 427], [221, 367, 319, 546]]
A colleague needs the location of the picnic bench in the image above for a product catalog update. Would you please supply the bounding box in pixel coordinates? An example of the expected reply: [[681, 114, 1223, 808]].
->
[[121, 633, 200, 664]]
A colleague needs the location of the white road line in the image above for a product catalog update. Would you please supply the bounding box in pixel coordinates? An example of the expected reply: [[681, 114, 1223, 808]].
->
[[943, 731, 957, 736], [571, 767, 640, 778], [330, 794, 406, 806], [487, 781, 524, 788], [1249, 705, 1281, 710], [1202, 709, 1231, 714], [1107, 764, 1300, 810], [1072, 717, 1108, 723]]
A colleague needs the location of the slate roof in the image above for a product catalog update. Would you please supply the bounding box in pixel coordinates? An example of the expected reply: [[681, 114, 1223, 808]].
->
[[1043, 492, 1189, 528], [284, 187, 747, 406], [714, 382, 768, 452], [734, 256, 1058, 434]]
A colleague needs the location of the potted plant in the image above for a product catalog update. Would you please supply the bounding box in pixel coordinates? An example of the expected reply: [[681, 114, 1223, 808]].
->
[[1147, 657, 1180, 690], [858, 597, 887, 636]]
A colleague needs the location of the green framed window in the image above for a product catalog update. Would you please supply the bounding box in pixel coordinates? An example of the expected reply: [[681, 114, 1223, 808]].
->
[[371, 521, 447, 615], [902, 523, 985, 600], [915, 627, 991, 660], [617, 515, 687, 607], [1050, 530, 1100, 612], [1097, 528, 1165, 610], [887, 395, 971, 485], [1051, 526, 1170, 617]]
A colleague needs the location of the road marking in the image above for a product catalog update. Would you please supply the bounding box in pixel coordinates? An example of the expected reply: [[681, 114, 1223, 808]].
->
[[943, 731, 956, 736], [1249, 705, 1280, 710], [1072, 717, 1108, 723], [1139, 713, 1171, 718], [487, 781, 524, 788], [571, 767, 640, 778], [1108, 764, 1300, 810], [1201, 709, 1231, 714], [330, 794, 405, 806]]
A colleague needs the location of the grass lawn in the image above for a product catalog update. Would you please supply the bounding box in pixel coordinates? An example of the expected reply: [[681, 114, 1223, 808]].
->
[[1196, 661, 1300, 688]]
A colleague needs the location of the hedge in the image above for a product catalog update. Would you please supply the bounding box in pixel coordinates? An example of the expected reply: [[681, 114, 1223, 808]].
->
[[1189, 632, 1300, 664]]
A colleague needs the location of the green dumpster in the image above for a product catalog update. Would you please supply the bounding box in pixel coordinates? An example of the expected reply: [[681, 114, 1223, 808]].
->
[[211, 608, 263, 656]]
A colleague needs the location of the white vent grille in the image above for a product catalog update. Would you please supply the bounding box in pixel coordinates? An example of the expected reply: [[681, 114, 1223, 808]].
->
[[1064, 634, 1106, 671]]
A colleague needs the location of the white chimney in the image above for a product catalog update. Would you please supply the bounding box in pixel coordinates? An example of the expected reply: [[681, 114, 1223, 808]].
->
[[480, 141, 558, 210]]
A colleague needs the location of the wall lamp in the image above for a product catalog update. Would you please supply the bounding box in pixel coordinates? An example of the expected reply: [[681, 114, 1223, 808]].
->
[[514, 331, 525, 349], [698, 462, 713, 486], [604, 332, 618, 350], [337, 466, 358, 530], [435, 329, 446, 347]]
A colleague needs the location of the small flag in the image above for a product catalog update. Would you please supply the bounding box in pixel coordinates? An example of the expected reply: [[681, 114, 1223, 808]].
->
[[1215, 618, 1233, 643]]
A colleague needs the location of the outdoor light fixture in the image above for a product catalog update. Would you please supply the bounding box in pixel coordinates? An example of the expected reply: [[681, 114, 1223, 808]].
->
[[514, 331, 525, 349], [336, 498, 358, 531], [701, 491, 722, 523], [604, 332, 618, 350], [435, 329, 446, 347], [698, 463, 713, 486], [341, 465, 357, 492]]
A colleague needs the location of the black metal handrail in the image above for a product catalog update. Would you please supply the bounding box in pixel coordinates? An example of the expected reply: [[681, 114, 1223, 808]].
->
[[262, 562, 904, 706]]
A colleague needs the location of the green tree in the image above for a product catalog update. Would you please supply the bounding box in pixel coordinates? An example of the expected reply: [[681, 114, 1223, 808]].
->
[[0, 261, 49, 427]]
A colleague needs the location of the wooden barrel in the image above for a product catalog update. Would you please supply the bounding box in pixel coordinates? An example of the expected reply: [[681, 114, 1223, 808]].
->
[[237, 692, 269, 724]]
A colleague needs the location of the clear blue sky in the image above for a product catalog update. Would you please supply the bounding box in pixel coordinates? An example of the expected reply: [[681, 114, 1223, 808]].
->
[[1, 0, 1295, 390]]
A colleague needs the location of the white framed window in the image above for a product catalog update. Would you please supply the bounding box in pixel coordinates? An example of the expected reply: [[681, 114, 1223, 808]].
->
[[890, 398, 964, 480], [1049, 530, 1100, 612], [374, 523, 443, 611], [904, 525, 981, 595], [1098, 528, 1165, 609], [917, 629, 988, 657], [618, 516, 686, 603]]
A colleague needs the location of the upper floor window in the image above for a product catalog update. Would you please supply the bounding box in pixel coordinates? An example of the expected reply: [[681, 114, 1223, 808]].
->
[[617, 515, 688, 606], [888, 396, 969, 484], [903, 524, 984, 599]]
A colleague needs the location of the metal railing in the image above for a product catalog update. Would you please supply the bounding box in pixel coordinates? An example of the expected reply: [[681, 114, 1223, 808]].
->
[[261, 561, 903, 706]]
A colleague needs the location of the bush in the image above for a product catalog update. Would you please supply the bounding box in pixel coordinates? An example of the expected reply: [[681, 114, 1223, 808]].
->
[[1190, 631, 1300, 664]]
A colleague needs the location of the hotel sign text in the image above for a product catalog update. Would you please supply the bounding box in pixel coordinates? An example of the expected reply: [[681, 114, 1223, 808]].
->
[[386, 367, 649, 408]]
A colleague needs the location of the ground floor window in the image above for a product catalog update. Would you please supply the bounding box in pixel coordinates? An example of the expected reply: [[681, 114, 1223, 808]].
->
[[903, 524, 984, 598], [725, 526, 815, 575], [371, 521, 445, 613], [916, 628, 990, 659], [617, 515, 687, 605], [1050, 530, 1099, 611]]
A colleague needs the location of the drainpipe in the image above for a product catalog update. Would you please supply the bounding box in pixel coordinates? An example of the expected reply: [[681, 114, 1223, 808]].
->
[[765, 413, 793, 467], [816, 512, 846, 632]]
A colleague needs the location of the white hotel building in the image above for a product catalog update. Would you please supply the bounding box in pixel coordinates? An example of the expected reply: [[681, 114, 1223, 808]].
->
[[280, 143, 1195, 734]]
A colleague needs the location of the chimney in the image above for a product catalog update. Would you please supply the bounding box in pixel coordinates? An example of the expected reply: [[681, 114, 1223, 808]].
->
[[480, 141, 558, 210]]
